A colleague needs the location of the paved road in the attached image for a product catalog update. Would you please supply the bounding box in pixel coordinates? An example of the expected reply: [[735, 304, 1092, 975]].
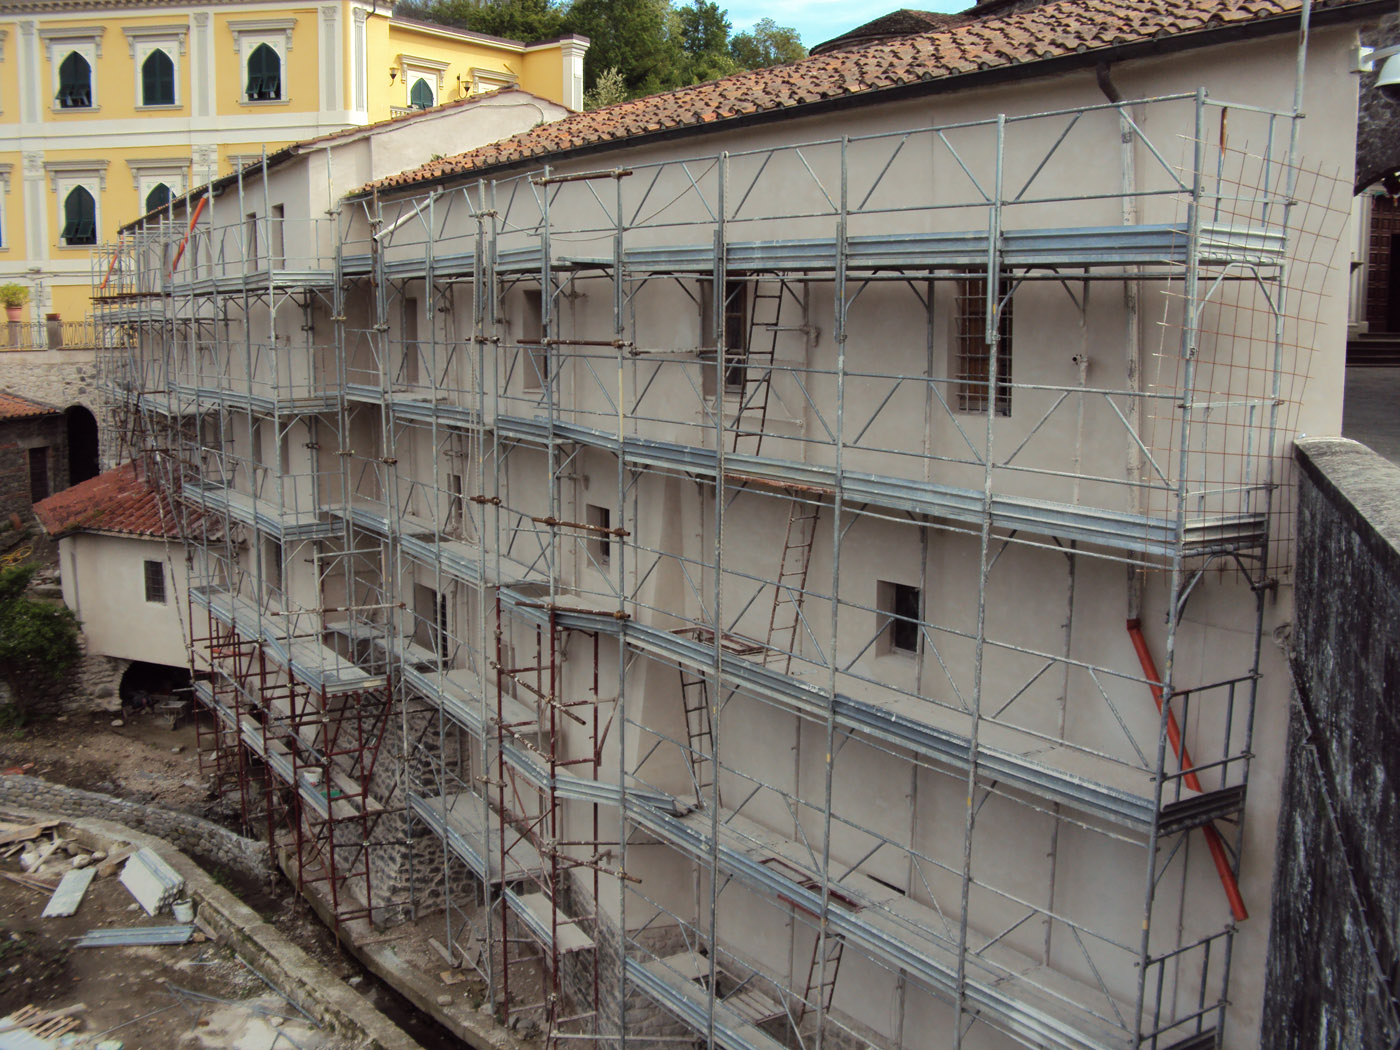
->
[[1343, 367, 1400, 467]]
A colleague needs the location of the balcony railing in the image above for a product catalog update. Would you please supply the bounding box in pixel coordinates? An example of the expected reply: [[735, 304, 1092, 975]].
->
[[1, 319, 103, 351]]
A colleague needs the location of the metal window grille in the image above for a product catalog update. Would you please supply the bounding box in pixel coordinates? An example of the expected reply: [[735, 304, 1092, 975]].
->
[[144, 560, 167, 604], [955, 277, 1012, 415]]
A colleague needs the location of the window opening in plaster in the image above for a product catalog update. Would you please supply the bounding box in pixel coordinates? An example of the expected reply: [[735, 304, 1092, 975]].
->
[[415, 583, 449, 660], [523, 289, 546, 390], [700, 280, 749, 397], [264, 538, 283, 597], [447, 473, 465, 536], [402, 297, 420, 387], [586, 504, 611, 567], [141, 49, 175, 106], [271, 204, 285, 268], [245, 212, 259, 269], [877, 580, 921, 655], [62, 187, 97, 245], [28, 448, 49, 502], [245, 43, 281, 101], [57, 52, 92, 108], [955, 277, 1012, 415], [144, 559, 167, 604]]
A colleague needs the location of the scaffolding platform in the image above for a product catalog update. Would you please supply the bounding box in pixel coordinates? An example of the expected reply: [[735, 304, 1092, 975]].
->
[[628, 954, 790, 1050], [410, 790, 545, 884], [183, 481, 337, 541]]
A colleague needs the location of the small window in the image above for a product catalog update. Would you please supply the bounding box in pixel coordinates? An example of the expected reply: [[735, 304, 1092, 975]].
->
[[877, 580, 921, 655], [270, 204, 285, 267], [409, 77, 434, 110], [141, 49, 175, 106], [61, 187, 97, 246], [245, 43, 281, 101], [263, 538, 283, 595], [522, 289, 546, 391], [145, 183, 173, 215], [245, 211, 259, 267], [28, 448, 49, 502], [955, 278, 1013, 416], [587, 504, 611, 567], [144, 560, 167, 604], [57, 51, 92, 108], [700, 280, 748, 397], [447, 473, 465, 535]]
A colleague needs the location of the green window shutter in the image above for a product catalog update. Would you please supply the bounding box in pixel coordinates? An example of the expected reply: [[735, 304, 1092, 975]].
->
[[57, 52, 92, 108], [62, 186, 97, 245], [142, 49, 175, 106], [145, 184, 173, 214], [410, 78, 434, 110], [246, 44, 281, 101]]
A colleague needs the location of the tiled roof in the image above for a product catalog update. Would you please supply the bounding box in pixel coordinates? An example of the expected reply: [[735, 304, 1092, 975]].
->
[[810, 9, 973, 56], [34, 461, 194, 541], [0, 391, 59, 422], [367, 0, 1372, 194]]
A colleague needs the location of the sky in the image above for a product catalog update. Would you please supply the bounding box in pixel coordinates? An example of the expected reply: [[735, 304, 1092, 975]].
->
[[726, 0, 966, 48]]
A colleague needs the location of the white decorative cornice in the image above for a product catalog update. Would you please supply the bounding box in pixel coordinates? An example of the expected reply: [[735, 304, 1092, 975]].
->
[[39, 24, 104, 63], [192, 12, 210, 28], [122, 24, 188, 58], [44, 158, 109, 193], [126, 157, 190, 191], [227, 17, 296, 53], [353, 7, 368, 26], [22, 152, 44, 179], [399, 53, 451, 75], [0, 164, 12, 194], [0, 30, 8, 63]]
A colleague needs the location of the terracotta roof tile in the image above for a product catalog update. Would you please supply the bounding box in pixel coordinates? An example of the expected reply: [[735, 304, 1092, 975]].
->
[[367, 0, 1356, 194], [0, 391, 59, 422], [34, 461, 197, 541]]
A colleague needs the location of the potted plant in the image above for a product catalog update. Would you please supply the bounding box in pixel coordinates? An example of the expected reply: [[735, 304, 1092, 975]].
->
[[0, 283, 29, 322]]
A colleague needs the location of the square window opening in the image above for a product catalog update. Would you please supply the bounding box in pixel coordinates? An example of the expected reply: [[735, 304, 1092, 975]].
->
[[700, 280, 748, 398], [878, 580, 921, 656], [28, 447, 49, 502], [144, 559, 167, 604], [587, 504, 612, 568], [522, 289, 547, 391], [955, 278, 1012, 416]]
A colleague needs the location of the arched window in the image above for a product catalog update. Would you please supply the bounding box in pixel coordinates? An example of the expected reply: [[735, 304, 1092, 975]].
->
[[57, 51, 92, 108], [245, 43, 281, 101], [62, 186, 97, 246], [141, 49, 175, 106], [145, 183, 173, 214], [409, 77, 434, 110]]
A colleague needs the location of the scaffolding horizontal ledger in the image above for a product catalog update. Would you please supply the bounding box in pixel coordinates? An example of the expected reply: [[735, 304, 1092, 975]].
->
[[93, 90, 1348, 1050]]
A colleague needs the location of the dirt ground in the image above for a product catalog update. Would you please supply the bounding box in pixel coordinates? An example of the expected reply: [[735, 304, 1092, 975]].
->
[[0, 826, 352, 1050], [0, 710, 467, 1050]]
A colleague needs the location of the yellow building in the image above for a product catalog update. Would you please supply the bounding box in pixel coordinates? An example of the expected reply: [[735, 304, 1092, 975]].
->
[[0, 1, 587, 328]]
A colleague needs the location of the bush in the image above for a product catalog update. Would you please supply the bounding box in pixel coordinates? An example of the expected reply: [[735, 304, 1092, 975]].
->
[[0, 564, 80, 722], [0, 283, 29, 310]]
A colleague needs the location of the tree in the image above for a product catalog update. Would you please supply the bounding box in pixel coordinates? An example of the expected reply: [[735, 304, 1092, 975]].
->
[[570, 0, 686, 98], [678, 0, 739, 83], [0, 565, 81, 723], [584, 67, 629, 110], [729, 17, 806, 70], [396, 0, 569, 45]]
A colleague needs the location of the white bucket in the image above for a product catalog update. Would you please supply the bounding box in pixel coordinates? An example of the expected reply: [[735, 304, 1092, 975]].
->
[[172, 898, 195, 922]]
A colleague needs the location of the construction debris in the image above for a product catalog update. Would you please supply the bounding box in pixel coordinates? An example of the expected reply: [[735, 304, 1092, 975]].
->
[[118, 848, 183, 916], [72, 925, 195, 949], [0, 870, 58, 894], [41, 868, 96, 918], [0, 823, 58, 848], [0, 1004, 87, 1050]]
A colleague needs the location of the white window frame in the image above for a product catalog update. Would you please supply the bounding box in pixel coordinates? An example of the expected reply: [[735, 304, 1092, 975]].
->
[[129, 160, 187, 217], [471, 66, 518, 95], [46, 161, 107, 249], [44, 28, 103, 112], [399, 54, 450, 109], [0, 164, 10, 250], [125, 25, 187, 110], [229, 18, 295, 106]]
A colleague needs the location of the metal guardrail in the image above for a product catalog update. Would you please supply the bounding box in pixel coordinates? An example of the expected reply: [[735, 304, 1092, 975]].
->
[[0, 319, 102, 351]]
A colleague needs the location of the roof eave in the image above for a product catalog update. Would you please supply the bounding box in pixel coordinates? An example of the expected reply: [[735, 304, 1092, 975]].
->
[[362, 0, 1388, 198]]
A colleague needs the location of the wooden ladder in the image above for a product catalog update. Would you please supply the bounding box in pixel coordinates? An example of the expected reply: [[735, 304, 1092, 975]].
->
[[765, 496, 821, 673], [678, 668, 716, 800], [798, 932, 845, 1025]]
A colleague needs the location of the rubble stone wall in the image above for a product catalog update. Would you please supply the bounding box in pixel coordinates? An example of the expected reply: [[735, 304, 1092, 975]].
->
[[0, 773, 270, 880]]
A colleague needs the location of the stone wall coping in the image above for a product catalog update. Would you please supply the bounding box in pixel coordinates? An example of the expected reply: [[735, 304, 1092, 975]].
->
[[1295, 437, 1400, 584]]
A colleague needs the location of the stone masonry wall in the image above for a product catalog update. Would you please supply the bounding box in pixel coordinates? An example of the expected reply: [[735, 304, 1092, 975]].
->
[[0, 773, 270, 880], [0, 348, 106, 450], [1262, 438, 1400, 1049], [0, 413, 68, 524]]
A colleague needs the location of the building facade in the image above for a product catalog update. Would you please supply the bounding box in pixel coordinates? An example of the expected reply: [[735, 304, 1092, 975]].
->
[[0, 0, 587, 328], [97, 2, 1376, 1050]]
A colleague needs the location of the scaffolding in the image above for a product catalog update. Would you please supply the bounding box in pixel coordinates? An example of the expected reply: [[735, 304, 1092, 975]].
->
[[94, 84, 1350, 1050]]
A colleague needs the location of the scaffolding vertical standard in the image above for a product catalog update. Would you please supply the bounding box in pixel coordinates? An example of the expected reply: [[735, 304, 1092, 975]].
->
[[96, 80, 1351, 1050]]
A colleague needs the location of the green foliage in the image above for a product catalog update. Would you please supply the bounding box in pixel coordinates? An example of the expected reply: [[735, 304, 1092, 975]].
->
[[0, 283, 29, 309], [584, 67, 629, 110], [729, 17, 805, 69], [403, 0, 805, 104], [396, 0, 569, 45], [0, 564, 81, 722]]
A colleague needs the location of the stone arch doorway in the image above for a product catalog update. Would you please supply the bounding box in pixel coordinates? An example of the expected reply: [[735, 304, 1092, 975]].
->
[[65, 404, 98, 484]]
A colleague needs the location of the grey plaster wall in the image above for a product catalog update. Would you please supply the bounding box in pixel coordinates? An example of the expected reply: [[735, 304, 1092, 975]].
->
[[1262, 438, 1400, 1049], [0, 350, 111, 467]]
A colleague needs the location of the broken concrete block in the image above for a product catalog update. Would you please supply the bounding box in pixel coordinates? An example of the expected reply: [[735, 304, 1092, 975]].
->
[[118, 847, 184, 916]]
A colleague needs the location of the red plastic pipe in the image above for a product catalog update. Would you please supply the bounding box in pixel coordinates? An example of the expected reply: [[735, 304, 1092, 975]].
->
[[1126, 618, 1248, 922], [167, 194, 208, 278], [98, 235, 123, 292]]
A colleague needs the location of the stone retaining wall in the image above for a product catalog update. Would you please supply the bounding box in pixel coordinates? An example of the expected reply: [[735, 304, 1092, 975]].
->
[[0, 773, 268, 880]]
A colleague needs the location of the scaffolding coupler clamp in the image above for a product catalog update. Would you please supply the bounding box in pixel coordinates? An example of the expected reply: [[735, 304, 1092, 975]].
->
[[470, 494, 501, 506]]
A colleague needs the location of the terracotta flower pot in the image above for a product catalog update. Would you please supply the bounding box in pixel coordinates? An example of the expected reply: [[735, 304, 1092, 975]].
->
[[4, 306, 21, 322]]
